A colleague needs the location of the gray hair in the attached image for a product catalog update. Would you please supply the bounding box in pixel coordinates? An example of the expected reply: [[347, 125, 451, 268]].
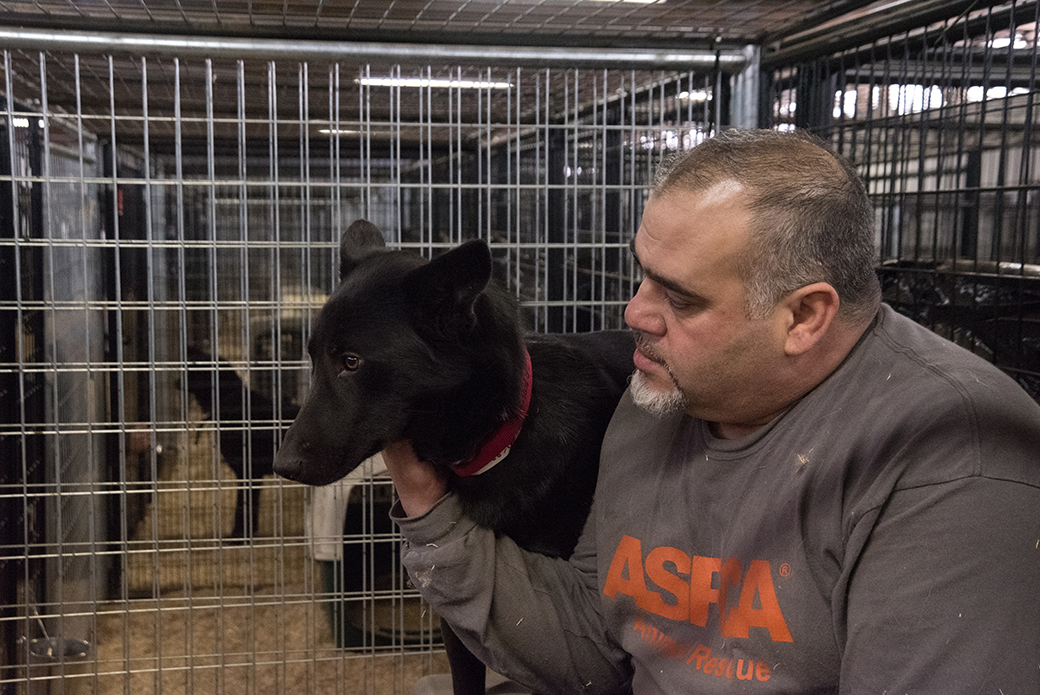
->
[[653, 129, 881, 322]]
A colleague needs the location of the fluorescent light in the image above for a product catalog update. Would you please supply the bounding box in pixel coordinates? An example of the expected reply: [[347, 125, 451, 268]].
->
[[991, 34, 1028, 50], [678, 90, 710, 102], [318, 128, 360, 135], [356, 77, 511, 90], [967, 85, 1031, 102], [834, 89, 858, 118]]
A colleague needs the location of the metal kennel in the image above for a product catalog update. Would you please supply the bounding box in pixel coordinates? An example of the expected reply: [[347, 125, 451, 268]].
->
[[0, 17, 754, 695], [762, 0, 1040, 401], [1, 1, 1038, 693]]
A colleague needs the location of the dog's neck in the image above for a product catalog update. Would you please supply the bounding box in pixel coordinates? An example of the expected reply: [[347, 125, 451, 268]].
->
[[451, 349, 533, 477]]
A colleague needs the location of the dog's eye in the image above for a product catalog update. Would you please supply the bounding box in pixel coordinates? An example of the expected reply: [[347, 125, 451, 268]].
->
[[340, 353, 363, 374]]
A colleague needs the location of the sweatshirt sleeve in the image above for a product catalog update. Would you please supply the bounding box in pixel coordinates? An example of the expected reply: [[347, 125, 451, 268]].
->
[[392, 493, 633, 694]]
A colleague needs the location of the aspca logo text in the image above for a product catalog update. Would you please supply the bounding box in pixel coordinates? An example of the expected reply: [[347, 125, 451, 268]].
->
[[603, 535, 793, 643]]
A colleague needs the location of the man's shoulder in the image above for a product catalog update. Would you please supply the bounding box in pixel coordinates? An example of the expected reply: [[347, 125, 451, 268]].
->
[[851, 304, 1040, 486], [868, 304, 1034, 409]]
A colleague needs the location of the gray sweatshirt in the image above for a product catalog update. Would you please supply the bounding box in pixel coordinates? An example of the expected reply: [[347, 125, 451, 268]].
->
[[393, 304, 1040, 694]]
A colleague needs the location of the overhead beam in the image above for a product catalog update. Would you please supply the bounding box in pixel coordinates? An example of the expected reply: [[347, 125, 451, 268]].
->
[[0, 26, 749, 73]]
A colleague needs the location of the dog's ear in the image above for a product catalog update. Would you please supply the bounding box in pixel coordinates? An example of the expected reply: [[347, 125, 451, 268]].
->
[[339, 219, 386, 278], [403, 240, 492, 335]]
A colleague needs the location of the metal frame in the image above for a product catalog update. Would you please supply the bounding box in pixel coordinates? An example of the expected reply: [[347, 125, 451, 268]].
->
[[0, 27, 750, 72]]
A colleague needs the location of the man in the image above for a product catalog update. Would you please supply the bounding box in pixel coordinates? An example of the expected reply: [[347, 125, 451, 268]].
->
[[384, 130, 1040, 693]]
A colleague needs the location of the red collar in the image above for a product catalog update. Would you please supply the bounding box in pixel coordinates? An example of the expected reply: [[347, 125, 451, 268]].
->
[[452, 349, 533, 477]]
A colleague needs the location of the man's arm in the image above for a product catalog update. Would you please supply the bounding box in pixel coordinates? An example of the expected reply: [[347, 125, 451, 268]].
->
[[383, 443, 633, 694]]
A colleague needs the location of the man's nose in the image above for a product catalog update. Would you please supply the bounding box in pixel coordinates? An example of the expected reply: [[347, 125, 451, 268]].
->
[[625, 279, 666, 337]]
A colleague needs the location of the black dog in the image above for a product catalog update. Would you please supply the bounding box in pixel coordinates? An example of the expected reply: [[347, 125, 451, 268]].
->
[[182, 349, 300, 539], [274, 220, 634, 695]]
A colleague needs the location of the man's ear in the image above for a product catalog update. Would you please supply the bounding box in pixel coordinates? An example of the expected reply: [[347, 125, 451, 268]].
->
[[782, 282, 840, 356], [339, 219, 386, 279], [402, 240, 492, 336]]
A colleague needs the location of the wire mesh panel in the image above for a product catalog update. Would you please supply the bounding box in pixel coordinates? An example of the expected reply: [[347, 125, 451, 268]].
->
[[1, 43, 724, 694], [763, 1, 1040, 402]]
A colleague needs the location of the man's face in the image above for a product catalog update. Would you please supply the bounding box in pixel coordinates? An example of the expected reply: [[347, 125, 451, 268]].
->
[[624, 183, 788, 435]]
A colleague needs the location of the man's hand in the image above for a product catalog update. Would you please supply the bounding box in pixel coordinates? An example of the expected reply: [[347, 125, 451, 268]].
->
[[382, 441, 449, 518]]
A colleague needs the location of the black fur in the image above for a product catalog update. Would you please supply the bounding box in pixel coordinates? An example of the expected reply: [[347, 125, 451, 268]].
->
[[181, 348, 300, 539], [274, 219, 634, 695]]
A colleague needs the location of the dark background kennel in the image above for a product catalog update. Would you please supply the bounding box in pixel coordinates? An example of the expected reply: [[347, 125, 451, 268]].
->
[[2, 1, 1038, 693]]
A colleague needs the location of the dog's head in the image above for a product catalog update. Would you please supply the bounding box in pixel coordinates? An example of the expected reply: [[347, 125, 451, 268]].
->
[[274, 220, 508, 486]]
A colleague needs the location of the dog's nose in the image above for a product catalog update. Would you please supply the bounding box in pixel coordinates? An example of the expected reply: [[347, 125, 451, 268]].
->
[[273, 452, 302, 481], [274, 426, 310, 480]]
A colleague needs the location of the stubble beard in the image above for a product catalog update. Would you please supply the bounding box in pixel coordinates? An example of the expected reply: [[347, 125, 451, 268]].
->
[[630, 334, 688, 418]]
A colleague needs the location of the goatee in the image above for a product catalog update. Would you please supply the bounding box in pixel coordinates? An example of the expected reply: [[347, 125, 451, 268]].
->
[[630, 368, 687, 418]]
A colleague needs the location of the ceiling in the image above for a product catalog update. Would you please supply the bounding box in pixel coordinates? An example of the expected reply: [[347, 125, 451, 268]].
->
[[0, 0, 868, 50], [0, 1, 1007, 152]]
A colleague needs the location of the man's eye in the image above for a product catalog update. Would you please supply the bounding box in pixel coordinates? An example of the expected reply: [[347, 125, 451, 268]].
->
[[341, 353, 363, 374], [665, 292, 692, 312]]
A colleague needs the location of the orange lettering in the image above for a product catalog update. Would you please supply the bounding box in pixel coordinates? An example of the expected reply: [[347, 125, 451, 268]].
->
[[645, 546, 691, 621], [688, 556, 721, 627], [645, 624, 660, 644], [725, 560, 794, 643], [686, 644, 711, 668], [718, 557, 743, 638], [604, 536, 653, 609], [667, 639, 686, 659], [607, 540, 793, 647], [756, 661, 772, 681], [736, 658, 754, 680]]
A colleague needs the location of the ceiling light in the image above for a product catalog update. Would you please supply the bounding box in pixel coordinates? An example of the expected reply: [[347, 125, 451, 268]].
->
[[990, 34, 1028, 50], [356, 77, 511, 90], [678, 90, 710, 102]]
